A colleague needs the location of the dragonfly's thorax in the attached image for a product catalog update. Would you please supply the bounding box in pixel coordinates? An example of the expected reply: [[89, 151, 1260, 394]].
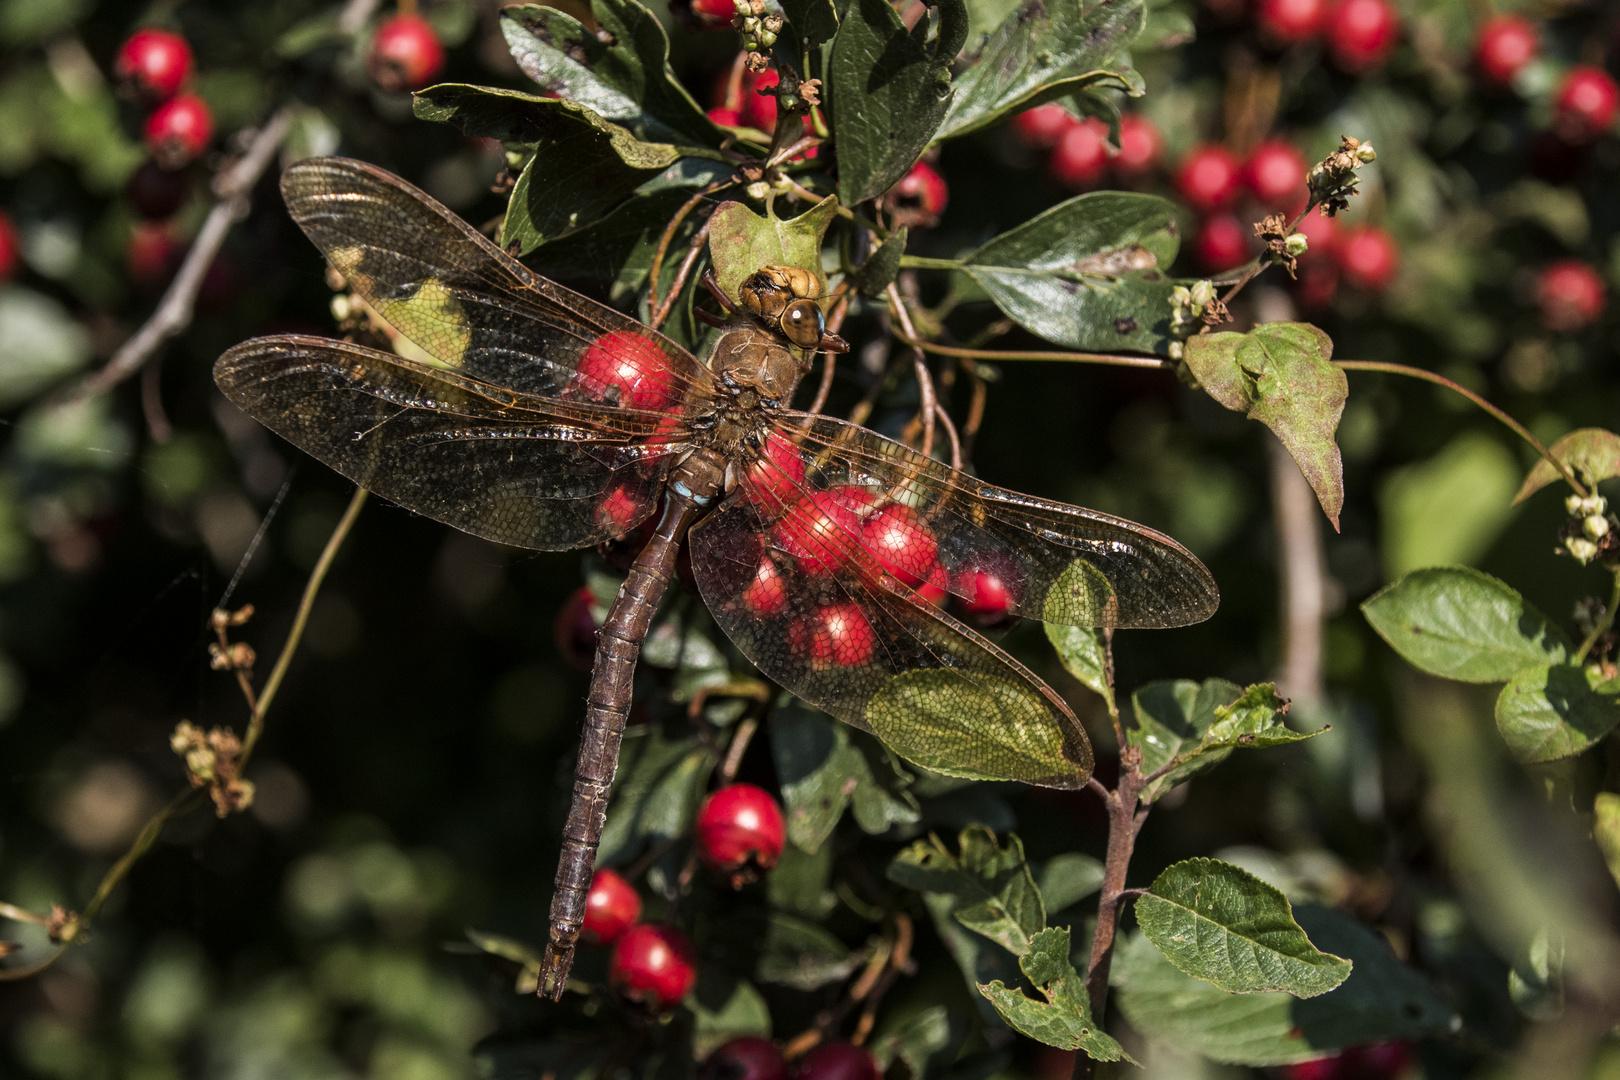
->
[[707, 325, 807, 406]]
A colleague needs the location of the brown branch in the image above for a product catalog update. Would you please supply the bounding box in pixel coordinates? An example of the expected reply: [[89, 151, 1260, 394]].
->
[[1074, 756, 1146, 1080], [1216, 200, 1317, 312], [885, 284, 940, 459], [718, 717, 759, 784], [807, 290, 851, 414], [650, 215, 715, 330], [71, 106, 294, 400], [894, 333, 1174, 370], [646, 182, 730, 321], [140, 357, 172, 443]]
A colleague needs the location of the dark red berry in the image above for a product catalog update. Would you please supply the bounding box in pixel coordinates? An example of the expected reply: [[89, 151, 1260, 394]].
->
[[788, 602, 878, 668], [115, 28, 193, 102], [1474, 14, 1536, 86], [554, 585, 600, 671], [143, 93, 213, 168], [743, 432, 807, 514], [1294, 209, 1338, 261], [1281, 1057, 1342, 1080], [1256, 0, 1326, 45], [709, 105, 742, 127], [1195, 214, 1251, 272], [1327, 0, 1399, 73], [609, 923, 696, 1011], [126, 161, 190, 220], [1536, 259, 1605, 332], [1342, 1041, 1411, 1077], [739, 69, 780, 133], [1176, 143, 1242, 212], [369, 13, 445, 92], [581, 868, 642, 945], [695, 784, 785, 884], [885, 160, 948, 227], [1112, 114, 1164, 176], [703, 1038, 788, 1080], [1012, 102, 1078, 149], [952, 558, 1020, 626], [1553, 66, 1619, 143], [774, 490, 863, 576], [0, 212, 18, 282], [1296, 263, 1339, 309], [790, 1043, 880, 1080], [126, 222, 184, 284], [1335, 225, 1398, 290], [1049, 117, 1110, 188], [1244, 139, 1308, 210]]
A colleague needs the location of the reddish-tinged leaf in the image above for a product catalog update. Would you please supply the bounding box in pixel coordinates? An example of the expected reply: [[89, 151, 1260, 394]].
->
[[1513, 427, 1620, 504]]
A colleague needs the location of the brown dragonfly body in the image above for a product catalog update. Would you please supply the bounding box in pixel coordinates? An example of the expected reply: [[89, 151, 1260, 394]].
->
[[215, 158, 1219, 1002]]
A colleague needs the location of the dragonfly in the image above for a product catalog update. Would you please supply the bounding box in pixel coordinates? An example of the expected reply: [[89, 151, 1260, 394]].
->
[[214, 157, 1219, 999]]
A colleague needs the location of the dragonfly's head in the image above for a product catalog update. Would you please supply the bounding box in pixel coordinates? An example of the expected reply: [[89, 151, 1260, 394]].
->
[[738, 265, 849, 354]]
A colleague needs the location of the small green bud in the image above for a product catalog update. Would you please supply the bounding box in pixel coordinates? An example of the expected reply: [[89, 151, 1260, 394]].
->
[[1189, 279, 1215, 309], [1567, 536, 1600, 564], [1585, 514, 1611, 541], [1355, 143, 1377, 163], [1168, 341, 1184, 360], [1285, 233, 1309, 257]]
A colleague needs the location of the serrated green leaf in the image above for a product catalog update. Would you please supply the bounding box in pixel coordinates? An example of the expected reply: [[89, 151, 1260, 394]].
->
[[977, 927, 1132, 1062], [935, 0, 1143, 142], [756, 912, 862, 990], [691, 971, 771, 1057], [887, 826, 1043, 956], [1514, 428, 1620, 504], [960, 192, 1183, 354], [1494, 664, 1620, 763], [1114, 907, 1456, 1066], [853, 225, 908, 298], [828, 0, 964, 204], [1362, 566, 1571, 684], [870, 1005, 953, 1074], [707, 196, 840, 312], [1135, 858, 1352, 997], [1183, 322, 1346, 527], [1036, 853, 1105, 912], [1044, 623, 1113, 711], [1126, 678, 1241, 801], [772, 702, 920, 853]]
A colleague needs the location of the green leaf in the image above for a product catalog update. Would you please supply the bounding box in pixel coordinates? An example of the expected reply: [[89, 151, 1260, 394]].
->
[[1594, 792, 1620, 892], [1494, 664, 1620, 763], [529, 187, 701, 304], [779, 0, 839, 47], [935, 0, 1143, 142], [771, 702, 919, 854], [1183, 323, 1346, 528], [465, 929, 544, 993], [920, 891, 1022, 1025], [755, 913, 862, 990], [707, 196, 840, 313], [596, 730, 715, 863], [869, 1005, 953, 1074], [1379, 432, 1520, 579], [1114, 907, 1457, 1066], [1125, 678, 1240, 801], [1135, 858, 1352, 997], [1036, 853, 1105, 913], [977, 927, 1133, 1062], [768, 839, 838, 918], [691, 971, 771, 1057], [852, 225, 908, 298], [959, 192, 1182, 355], [1044, 624, 1113, 711], [887, 826, 1044, 956], [828, 0, 964, 204], [1362, 566, 1571, 684], [1514, 428, 1620, 504], [500, 1, 718, 146], [0, 286, 90, 408]]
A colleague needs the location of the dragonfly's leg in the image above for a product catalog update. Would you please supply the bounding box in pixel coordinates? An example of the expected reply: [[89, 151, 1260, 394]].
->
[[700, 269, 736, 314]]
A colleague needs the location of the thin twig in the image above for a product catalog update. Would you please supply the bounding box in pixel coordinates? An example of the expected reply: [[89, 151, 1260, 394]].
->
[[646, 182, 731, 319], [72, 106, 294, 400], [718, 717, 759, 784], [807, 293, 850, 414], [935, 402, 962, 470], [1216, 201, 1317, 311], [650, 216, 715, 330], [1576, 567, 1620, 665], [140, 357, 172, 443], [894, 333, 1174, 370], [885, 283, 939, 459]]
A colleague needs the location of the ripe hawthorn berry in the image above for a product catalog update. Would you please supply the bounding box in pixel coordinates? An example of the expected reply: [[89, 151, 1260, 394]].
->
[[790, 1042, 880, 1080], [702, 1037, 788, 1080], [1195, 214, 1251, 271], [709, 105, 742, 127], [1474, 14, 1536, 87], [1536, 259, 1605, 332], [742, 552, 791, 617], [886, 160, 948, 227], [143, 93, 214, 169], [1244, 139, 1308, 210], [737, 69, 780, 133], [1050, 118, 1110, 189], [742, 433, 807, 514], [1011, 102, 1077, 149], [1294, 208, 1338, 260], [126, 221, 184, 284], [1326, 0, 1399, 74], [0, 211, 18, 282], [580, 868, 642, 945], [554, 585, 600, 671], [127, 161, 190, 220], [774, 489, 863, 576], [609, 923, 696, 1011], [1175, 143, 1241, 212], [1113, 114, 1164, 176], [571, 331, 679, 411], [369, 13, 445, 93], [695, 784, 786, 884], [115, 28, 193, 102], [1256, 0, 1326, 45], [680, 0, 738, 29], [1553, 66, 1620, 143], [1335, 225, 1399, 291], [790, 602, 877, 668], [861, 503, 941, 589], [1280, 1058, 1340, 1080], [953, 559, 1020, 626]]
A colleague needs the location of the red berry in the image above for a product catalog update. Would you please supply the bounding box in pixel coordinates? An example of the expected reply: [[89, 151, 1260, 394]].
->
[[1256, 0, 1326, 45], [861, 503, 940, 589], [1195, 214, 1251, 272], [687, 0, 738, 28], [1335, 225, 1399, 290], [126, 221, 184, 284], [743, 432, 809, 515], [1343, 1041, 1411, 1076], [1244, 139, 1308, 210], [594, 482, 656, 539], [609, 923, 696, 1011], [790, 602, 877, 668], [739, 69, 780, 133], [709, 105, 742, 127], [1175, 143, 1242, 212], [1049, 118, 1110, 189], [369, 13, 445, 93], [126, 160, 190, 220], [1536, 259, 1605, 332], [774, 489, 864, 576], [742, 553, 791, 618], [1281, 1057, 1342, 1080], [1553, 66, 1620, 143], [581, 868, 642, 945], [703, 1038, 788, 1080], [115, 28, 193, 102], [1474, 14, 1536, 86], [1327, 0, 1399, 73], [143, 93, 213, 168], [571, 331, 679, 411], [0, 212, 18, 282], [1113, 114, 1164, 176], [554, 585, 600, 671], [790, 1043, 880, 1080], [1012, 102, 1078, 149], [695, 784, 785, 883], [1296, 263, 1339, 309], [952, 559, 1020, 625], [1294, 208, 1338, 261], [886, 160, 949, 226]]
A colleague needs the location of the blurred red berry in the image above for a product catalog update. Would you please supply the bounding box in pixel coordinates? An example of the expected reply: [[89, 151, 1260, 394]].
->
[[609, 923, 696, 1011], [789, 601, 877, 668], [886, 160, 949, 227], [1336, 225, 1399, 290], [581, 868, 642, 945], [1553, 66, 1619, 143], [709, 105, 742, 127], [1327, 0, 1399, 73], [1474, 14, 1536, 86], [1050, 118, 1110, 188], [1176, 143, 1242, 211], [686, 0, 738, 28], [1536, 259, 1605, 332], [143, 93, 213, 168], [1342, 1041, 1412, 1077], [126, 221, 183, 284], [1012, 102, 1078, 149], [1256, 0, 1326, 45], [790, 1043, 880, 1080], [695, 784, 785, 884], [702, 1038, 788, 1080], [1195, 214, 1251, 271], [126, 160, 190, 220], [862, 503, 941, 588], [1245, 139, 1308, 209], [1297, 262, 1339, 308], [115, 28, 193, 102], [554, 585, 600, 671], [1113, 114, 1164, 176], [1294, 208, 1338, 261], [953, 558, 1020, 626], [739, 69, 780, 132], [0, 211, 18, 281], [369, 14, 445, 92], [1281, 1057, 1342, 1080]]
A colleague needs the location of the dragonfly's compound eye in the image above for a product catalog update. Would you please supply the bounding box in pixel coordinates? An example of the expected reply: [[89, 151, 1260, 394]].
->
[[779, 299, 825, 349]]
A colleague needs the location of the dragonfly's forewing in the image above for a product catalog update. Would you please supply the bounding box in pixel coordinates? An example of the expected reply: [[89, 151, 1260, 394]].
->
[[216, 336, 679, 550]]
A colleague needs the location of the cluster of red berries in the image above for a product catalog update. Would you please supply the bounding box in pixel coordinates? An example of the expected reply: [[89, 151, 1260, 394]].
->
[[1011, 105, 1163, 191], [1470, 16, 1618, 143], [116, 28, 212, 170], [1250, 0, 1400, 72], [1280, 1040, 1411, 1080], [702, 1038, 880, 1080], [368, 13, 445, 93]]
